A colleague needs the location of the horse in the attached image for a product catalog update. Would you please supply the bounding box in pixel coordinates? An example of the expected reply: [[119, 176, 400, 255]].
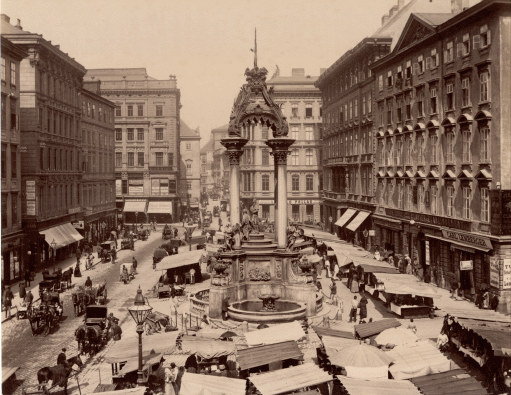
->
[[78, 325, 105, 357], [37, 355, 83, 395]]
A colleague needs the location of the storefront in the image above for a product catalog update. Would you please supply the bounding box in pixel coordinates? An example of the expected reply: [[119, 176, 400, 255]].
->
[[38, 222, 84, 267], [1, 232, 24, 286], [147, 201, 173, 224], [123, 200, 148, 224]]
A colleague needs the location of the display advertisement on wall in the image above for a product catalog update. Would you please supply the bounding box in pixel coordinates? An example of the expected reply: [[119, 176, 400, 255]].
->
[[490, 257, 500, 289], [460, 260, 473, 270], [116, 180, 122, 195], [503, 258, 511, 289]]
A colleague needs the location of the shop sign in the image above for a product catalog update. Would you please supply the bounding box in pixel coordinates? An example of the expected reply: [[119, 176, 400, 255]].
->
[[260, 200, 274, 204], [385, 208, 472, 232], [68, 207, 82, 214], [425, 240, 430, 265], [503, 259, 511, 289], [441, 229, 492, 250], [368, 230, 375, 236], [26, 200, 36, 216], [26, 180, 36, 193], [129, 186, 144, 195], [490, 257, 500, 288], [290, 200, 320, 205], [460, 260, 473, 270]]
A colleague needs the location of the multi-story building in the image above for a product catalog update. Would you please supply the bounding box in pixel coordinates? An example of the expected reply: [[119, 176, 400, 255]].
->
[[200, 138, 215, 196], [2, 16, 86, 269], [316, 0, 463, 247], [370, 0, 511, 312], [239, 68, 323, 223], [1, 35, 27, 284], [211, 124, 229, 199], [178, 122, 201, 221], [81, 80, 116, 243], [85, 68, 181, 225]]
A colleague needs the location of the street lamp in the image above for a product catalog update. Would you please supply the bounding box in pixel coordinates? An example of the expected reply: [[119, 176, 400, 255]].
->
[[184, 220, 196, 252], [50, 239, 57, 273], [127, 286, 153, 387]]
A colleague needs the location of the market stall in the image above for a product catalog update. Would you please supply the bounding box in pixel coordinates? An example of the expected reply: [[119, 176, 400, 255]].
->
[[179, 336, 237, 371], [244, 321, 306, 346], [409, 368, 489, 395], [180, 372, 246, 395], [158, 249, 203, 284], [248, 363, 333, 395], [386, 341, 452, 380], [337, 376, 422, 395], [354, 318, 401, 339], [237, 340, 303, 373], [374, 327, 419, 347]]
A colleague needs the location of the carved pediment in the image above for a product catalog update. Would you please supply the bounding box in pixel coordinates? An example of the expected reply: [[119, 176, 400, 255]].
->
[[394, 15, 438, 53]]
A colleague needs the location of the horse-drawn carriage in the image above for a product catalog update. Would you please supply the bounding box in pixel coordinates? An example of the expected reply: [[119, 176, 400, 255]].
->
[[27, 291, 63, 336], [137, 228, 150, 241], [121, 237, 134, 250], [75, 305, 108, 356], [162, 226, 175, 240], [99, 241, 116, 263], [144, 311, 170, 335], [71, 280, 107, 316], [21, 354, 83, 395]]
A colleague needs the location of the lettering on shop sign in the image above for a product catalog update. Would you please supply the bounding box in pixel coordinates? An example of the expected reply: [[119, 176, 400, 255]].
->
[[490, 257, 500, 289], [460, 260, 473, 270], [503, 258, 511, 290], [502, 191, 511, 235], [441, 230, 492, 250], [385, 208, 472, 232]]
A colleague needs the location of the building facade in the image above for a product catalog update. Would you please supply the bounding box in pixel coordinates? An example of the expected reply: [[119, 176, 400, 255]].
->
[[81, 81, 116, 243], [211, 124, 229, 200], [1, 35, 27, 285], [85, 69, 181, 225], [316, 0, 463, 248], [2, 16, 86, 270], [370, 0, 511, 312], [239, 68, 323, 223], [200, 138, 215, 196], [178, 121, 201, 221]]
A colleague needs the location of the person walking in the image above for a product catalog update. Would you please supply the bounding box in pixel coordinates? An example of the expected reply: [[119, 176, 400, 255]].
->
[[19, 282, 26, 301], [329, 278, 338, 307], [24, 268, 31, 287], [132, 257, 138, 273], [3, 286, 14, 321], [189, 267, 196, 285], [349, 296, 358, 323], [176, 366, 185, 394], [165, 362, 177, 395], [85, 276, 92, 289], [24, 290, 34, 310], [358, 294, 368, 322]]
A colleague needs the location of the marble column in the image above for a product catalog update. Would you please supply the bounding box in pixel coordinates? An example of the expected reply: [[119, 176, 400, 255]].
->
[[266, 138, 295, 249], [221, 138, 248, 248]]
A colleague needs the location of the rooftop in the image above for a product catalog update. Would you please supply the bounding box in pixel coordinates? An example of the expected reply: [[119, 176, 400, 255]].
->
[[85, 68, 158, 81], [180, 120, 200, 139], [200, 138, 214, 153]]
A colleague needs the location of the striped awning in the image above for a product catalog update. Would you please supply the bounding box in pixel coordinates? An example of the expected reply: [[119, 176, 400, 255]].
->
[[123, 200, 147, 213], [39, 223, 84, 249]]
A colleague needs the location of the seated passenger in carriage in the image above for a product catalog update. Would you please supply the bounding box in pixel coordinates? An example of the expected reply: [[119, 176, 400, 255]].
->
[[84, 276, 92, 289]]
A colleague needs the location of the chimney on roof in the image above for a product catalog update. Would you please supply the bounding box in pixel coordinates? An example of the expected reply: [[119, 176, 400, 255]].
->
[[320, 68, 327, 75], [389, 5, 398, 18], [1, 14, 10, 23], [292, 68, 305, 77], [451, 0, 470, 13], [382, 13, 390, 26], [15, 18, 22, 30], [55, 45, 60, 50]]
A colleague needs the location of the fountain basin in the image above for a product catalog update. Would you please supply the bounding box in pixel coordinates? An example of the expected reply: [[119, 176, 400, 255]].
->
[[228, 299, 306, 323]]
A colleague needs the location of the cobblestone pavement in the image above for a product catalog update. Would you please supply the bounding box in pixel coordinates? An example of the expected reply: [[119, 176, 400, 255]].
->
[[1, 223, 205, 395]]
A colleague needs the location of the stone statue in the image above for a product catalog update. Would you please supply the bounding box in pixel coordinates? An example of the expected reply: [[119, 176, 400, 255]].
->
[[250, 198, 260, 234], [223, 223, 234, 251], [232, 223, 241, 249], [240, 209, 253, 241], [286, 228, 299, 252]]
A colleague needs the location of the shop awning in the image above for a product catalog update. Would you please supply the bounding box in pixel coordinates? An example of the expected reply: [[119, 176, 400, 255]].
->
[[123, 200, 147, 213], [346, 211, 371, 232], [354, 318, 401, 339], [426, 233, 492, 252], [244, 321, 306, 346], [249, 363, 332, 395], [237, 341, 303, 370], [312, 326, 355, 340], [104, 331, 180, 363], [338, 376, 422, 395], [39, 223, 84, 249], [321, 335, 360, 356], [158, 250, 204, 271], [180, 372, 246, 395], [381, 281, 442, 299], [456, 318, 511, 356], [387, 341, 451, 380], [351, 256, 400, 274], [146, 201, 173, 214], [439, 309, 511, 323], [409, 368, 489, 395], [335, 209, 357, 227]]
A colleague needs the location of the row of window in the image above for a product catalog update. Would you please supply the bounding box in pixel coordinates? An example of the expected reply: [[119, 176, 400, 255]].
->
[[378, 71, 490, 126], [324, 91, 372, 130], [325, 127, 372, 158], [322, 58, 373, 104], [117, 152, 174, 167], [39, 147, 79, 172], [35, 69, 79, 106], [82, 129, 113, 147], [1, 145, 17, 179], [243, 148, 317, 166], [115, 128, 166, 141], [286, 103, 317, 119], [326, 166, 373, 196], [81, 101, 113, 123], [1, 57, 17, 85], [114, 104, 164, 117], [378, 181, 490, 222], [241, 172, 317, 192], [377, 126, 490, 166], [38, 107, 79, 138]]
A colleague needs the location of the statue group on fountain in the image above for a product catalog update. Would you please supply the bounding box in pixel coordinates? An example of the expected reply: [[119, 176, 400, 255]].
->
[[286, 223, 303, 252]]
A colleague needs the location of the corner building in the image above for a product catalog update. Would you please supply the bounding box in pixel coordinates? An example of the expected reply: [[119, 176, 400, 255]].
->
[[85, 69, 181, 225], [370, 0, 511, 313], [2, 16, 86, 270], [239, 68, 323, 223], [178, 122, 201, 221]]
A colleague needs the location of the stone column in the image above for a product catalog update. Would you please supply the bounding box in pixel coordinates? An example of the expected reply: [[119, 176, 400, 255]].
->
[[266, 139, 295, 249], [221, 138, 248, 248]]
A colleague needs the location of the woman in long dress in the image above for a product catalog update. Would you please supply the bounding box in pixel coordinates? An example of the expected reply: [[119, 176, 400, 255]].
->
[[350, 272, 359, 293], [333, 262, 340, 281], [165, 363, 177, 395]]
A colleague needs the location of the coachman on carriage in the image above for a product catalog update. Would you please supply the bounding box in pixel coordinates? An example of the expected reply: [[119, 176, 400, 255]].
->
[[75, 305, 108, 356], [27, 291, 63, 336]]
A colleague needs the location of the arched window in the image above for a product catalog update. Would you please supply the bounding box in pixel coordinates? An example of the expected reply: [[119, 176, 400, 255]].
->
[[262, 174, 269, 191], [292, 174, 300, 191]]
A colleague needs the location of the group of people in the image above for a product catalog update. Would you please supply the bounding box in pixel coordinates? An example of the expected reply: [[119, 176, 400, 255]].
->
[[164, 362, 185, 395]]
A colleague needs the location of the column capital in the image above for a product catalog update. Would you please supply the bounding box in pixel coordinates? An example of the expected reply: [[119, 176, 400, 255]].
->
[[221, 137, 249, 152], [226, 150, 244, 165], [266, 138, 295, 165], [270, 150, 291, 165]]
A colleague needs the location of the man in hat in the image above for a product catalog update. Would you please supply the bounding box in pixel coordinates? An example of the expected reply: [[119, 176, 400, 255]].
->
[[3, 286, 14, 320], [57, 348, 67, 367], [24, 290, 34, 310]]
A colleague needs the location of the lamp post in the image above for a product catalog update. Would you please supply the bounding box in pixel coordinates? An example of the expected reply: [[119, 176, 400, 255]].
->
[[184, 220, 196, 252], [50, 239, 57, 273], [127, 286, 153, 387]]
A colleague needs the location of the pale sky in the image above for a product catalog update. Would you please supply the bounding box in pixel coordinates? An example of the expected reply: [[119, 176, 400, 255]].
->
[[3, 0, 400, 146]]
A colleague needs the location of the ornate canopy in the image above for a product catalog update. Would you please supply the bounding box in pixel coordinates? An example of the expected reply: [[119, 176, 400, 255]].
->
[[228, 34, 289, 138]]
